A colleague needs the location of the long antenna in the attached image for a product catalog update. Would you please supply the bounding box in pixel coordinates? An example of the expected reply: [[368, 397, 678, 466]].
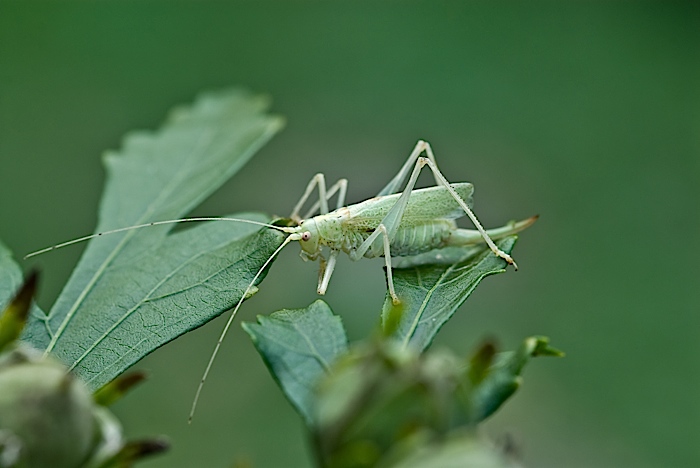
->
[[188, 232, 301, 424], [24, 217, 295, 259]]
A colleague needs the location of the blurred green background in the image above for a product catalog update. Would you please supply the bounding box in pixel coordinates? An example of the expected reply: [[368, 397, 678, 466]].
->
[[1, 2, 698, 467]]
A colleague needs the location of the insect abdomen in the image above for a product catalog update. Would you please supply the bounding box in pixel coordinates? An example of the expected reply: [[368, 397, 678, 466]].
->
[[389, 220, 455, 257], [325, 217, 454, 258]]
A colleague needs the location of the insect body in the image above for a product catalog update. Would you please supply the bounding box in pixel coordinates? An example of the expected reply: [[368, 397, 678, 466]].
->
[[273, 140, 535, 307], [303, 185, 473, 259], [296, 183, 532, 294]]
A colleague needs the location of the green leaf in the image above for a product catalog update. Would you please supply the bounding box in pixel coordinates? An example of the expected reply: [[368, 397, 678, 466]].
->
[[0, 271, 38, 352], [382, 237, 517, 351], [312, 338, 559, 466], [314, 342, 465, 467], [0, 241, 22, 307], [243, 300, 348, 425], [0, 240, 45, 343], [22, 90, 285, 389], [93, 371, 147, 407], [468, 336, 563, 422]]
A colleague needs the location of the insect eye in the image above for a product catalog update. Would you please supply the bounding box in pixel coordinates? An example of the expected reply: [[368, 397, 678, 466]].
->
[[301, 231, 312, 241]]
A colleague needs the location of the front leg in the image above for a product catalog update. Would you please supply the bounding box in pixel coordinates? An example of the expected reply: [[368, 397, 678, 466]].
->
[[317, 250, 339, 295]]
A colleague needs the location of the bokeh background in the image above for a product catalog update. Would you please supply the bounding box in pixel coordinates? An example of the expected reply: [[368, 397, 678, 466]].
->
[[1, 2, 698, 467]]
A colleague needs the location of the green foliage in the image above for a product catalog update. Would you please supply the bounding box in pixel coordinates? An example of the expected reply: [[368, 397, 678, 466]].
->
[[0, 270, 36, 353], [93, 371, 147, 408], [246, 256, 561, 466], [382, 238, 517, 350], [243, 300, 348, 425], [0, 273, 167, 467], [0, 242, 44, 338], [0, 352, 98, 468], [0, 241, 23, 308], [20, 90, 285, 390]]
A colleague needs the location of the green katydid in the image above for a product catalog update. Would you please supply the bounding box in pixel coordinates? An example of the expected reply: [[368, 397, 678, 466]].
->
[[27, 140, 536, 421]]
